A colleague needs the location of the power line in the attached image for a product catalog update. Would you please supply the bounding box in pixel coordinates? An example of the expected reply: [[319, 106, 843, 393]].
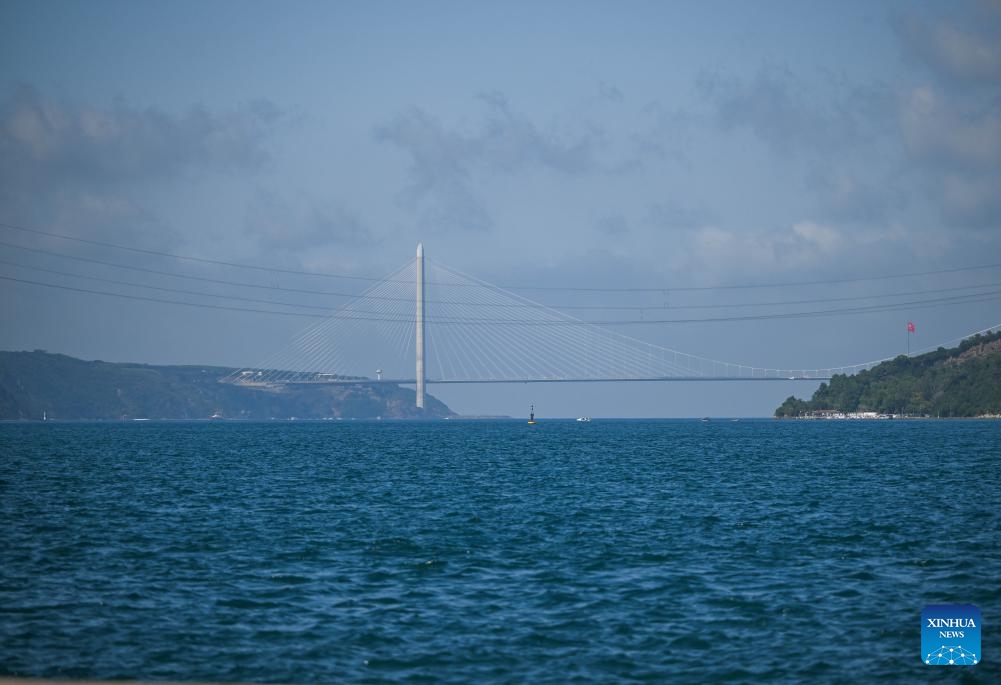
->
[[495, 262, 1001, 292], [4, 272, 1001, 325], [0, 274, 356, 319], [4, 219, 1001, 293], [0, 220, 389, 283], [0, 240, 389, 301], [0, 259, 338, 313], [5, 238, 1001, 312]]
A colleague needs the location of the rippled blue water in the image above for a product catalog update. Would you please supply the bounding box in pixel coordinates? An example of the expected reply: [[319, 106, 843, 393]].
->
[[1, 419, 999, 683]]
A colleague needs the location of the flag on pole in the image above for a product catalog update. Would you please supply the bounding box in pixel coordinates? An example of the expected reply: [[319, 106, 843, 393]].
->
[[907, 321, 916, 333]]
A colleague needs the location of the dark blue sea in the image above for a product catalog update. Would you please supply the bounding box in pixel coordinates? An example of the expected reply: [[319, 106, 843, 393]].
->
[[1, 419, 999, 683]]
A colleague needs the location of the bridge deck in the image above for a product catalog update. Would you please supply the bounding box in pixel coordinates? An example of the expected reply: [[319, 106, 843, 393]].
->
[[228, 376, 830, 386]]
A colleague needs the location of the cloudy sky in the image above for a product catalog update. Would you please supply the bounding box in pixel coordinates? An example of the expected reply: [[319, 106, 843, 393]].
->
[[2, 0, 1000, 417]]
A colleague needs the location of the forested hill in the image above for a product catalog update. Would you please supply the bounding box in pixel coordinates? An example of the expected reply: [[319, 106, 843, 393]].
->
[[775, 330, 1001, 418], [0, 351, 453, 420]]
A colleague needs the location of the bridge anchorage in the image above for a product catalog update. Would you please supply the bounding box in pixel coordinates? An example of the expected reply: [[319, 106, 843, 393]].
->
[[226, 244, 884, 408]]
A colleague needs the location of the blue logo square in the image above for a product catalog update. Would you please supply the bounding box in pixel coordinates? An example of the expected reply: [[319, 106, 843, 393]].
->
[[922, 605, 981, 665]]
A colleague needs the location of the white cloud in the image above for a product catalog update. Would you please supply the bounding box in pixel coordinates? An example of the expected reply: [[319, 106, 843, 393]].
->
[[942, 173, 1001, 225], [897, 83, 1001, 228], [1, 85, 280, 186], [805, 168, 902, 223], [900, 85, 1001, 170], [0, 85, 282, 251], [792, 221, 844, 252], [898, 12, 1001, 84], [689, 221, 849, 277]]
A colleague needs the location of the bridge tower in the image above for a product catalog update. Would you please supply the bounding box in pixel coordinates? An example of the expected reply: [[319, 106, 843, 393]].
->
[[415, 242, 426, 409]]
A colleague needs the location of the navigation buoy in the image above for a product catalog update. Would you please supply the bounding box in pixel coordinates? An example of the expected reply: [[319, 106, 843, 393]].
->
[[528, 404, 536, 425]]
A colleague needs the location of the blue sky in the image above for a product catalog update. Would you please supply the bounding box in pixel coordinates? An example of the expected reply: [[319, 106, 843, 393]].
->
[[1, 0, 999, 417]]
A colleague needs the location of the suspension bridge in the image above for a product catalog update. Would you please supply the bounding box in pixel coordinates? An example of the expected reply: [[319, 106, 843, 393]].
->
[[224, 244, 898, 408]]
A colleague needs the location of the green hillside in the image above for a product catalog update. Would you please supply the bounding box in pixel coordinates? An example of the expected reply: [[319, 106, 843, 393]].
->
[[0, 351, 453, 420], [775, 330, 1001, 417]]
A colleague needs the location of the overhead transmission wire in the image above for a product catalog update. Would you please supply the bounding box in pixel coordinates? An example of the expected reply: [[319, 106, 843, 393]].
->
[[0, 220, 388, 283], [492, 262, 1001, 293], [0, 258, 338, 314], [0, 274, 341, 319], [3, 270, 1001, 326], [0, 240, 393, 301], [4, 219, 1001, 293], [233, 256, 1001, 383], [5, 221, 999, 381], [4, 238, 1001, 315]]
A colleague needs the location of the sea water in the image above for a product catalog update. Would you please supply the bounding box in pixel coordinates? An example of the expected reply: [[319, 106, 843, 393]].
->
[[1, 419, 999, 683]]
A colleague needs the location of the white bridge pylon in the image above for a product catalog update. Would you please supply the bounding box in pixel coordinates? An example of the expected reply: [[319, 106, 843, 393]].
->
[[226, 245, 876, 406]]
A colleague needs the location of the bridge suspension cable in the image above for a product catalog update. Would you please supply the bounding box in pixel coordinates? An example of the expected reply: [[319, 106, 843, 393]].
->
[[227, 247, 912, 391]]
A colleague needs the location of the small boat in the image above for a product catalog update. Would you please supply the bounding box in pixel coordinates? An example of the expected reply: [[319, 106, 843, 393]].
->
[[576, 417, 591, 422], [528, 404, 536, 425], [700, 417, 710, 422]]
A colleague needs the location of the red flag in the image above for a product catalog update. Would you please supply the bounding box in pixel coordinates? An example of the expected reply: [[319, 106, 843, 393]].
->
[[907, 321, 916, 333]]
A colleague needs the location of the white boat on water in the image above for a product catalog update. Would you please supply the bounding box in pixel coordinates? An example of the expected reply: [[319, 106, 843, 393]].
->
[[576, 416, 591, 422]]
